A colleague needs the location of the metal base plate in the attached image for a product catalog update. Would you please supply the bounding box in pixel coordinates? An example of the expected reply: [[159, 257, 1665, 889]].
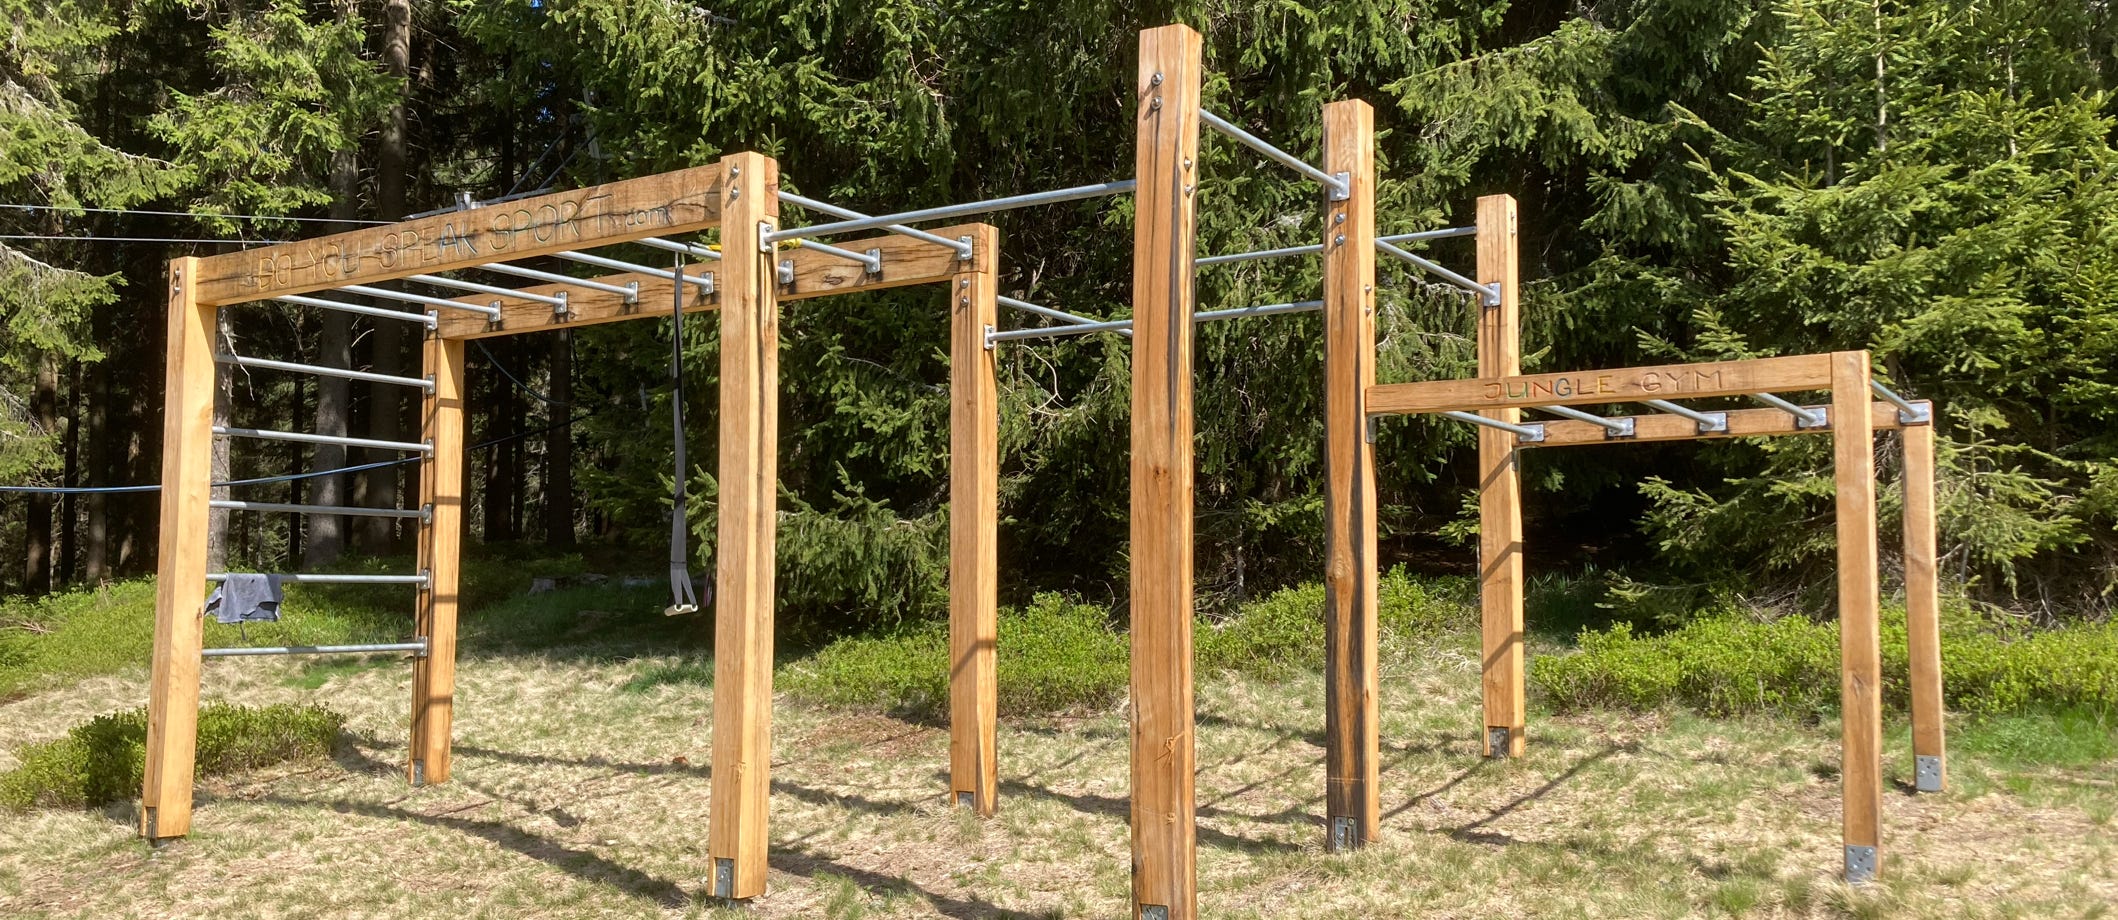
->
[[713, 858, 736, 900], [1139, 906, 1170, 920], [1330, 816, 1359, 852], [956, 791, 975, 809], [1487, 727, 1512, 759], [1915, 755, 1944, 793], [1844, 845, 1878, 884]]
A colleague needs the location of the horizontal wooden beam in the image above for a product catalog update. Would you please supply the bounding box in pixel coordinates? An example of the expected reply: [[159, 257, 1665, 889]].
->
[[434, 224, 987, 340], [1525, 400, 1932, 448], [1365, 353, 1841, 417], [195, 165, 724, 306]]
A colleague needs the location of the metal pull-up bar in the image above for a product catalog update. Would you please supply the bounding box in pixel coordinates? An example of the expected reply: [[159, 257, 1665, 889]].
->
[[1642, 399, 1729, 434], [998, 296, 1132, 337], [553, 251, 717, 289], [272, 294, 438, 328], [209, 499, 430, 521], [479, 263, 640, 301], [1870, 380, 1930, 423], [1441, 410, 1545, 441], [1200, 110, 1350, 199], [637, 237, 720, 260], [985, 299, 1325, 346], [1755, 392, 1829, 428], [766, 180, 1137, 244], [1538, 404, 1634, 438], [339, 284, 504, 319], [779, 191, 976, 258], [203, 640, 428, 659], [1196, 243, 1322, 266], [213, 426, 431, 454], [207, 572, 429, 586], [215, 354, 434, 392], [408, 274, 567, 308], [1377, 239, 1499, 305]]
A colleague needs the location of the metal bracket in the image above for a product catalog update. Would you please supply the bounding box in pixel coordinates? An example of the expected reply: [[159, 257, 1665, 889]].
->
[[1604, 416, 1637, 440], [755, 220, 774, 254], [1844, 845, 1878, 884], [1479, 283, 1503, 307], [554, 291, 572, 317], [982, 323, 996, 351], [777, 260, 795, 286], [1697, 411, 1729, 435], [141, 806, 158, 840], [956, 791, 975, 809], [957, 235, 975, 261], [1139, 906, 1170, 920], [1329, 171, 1351, 202], [481, 304, 500, 328], [864, 248, 882, 275], [1330, 816, 1359, 852], [1898, 403, 1932, 425], [713, 858, 736, 899], [419, 503, 434, 525], [1364, 415, 1378, 444], [697, 273, 716, 296], [1487, 727, 1513, 758], [409, 760, 426, 787], [1915, 755, 1943, 793], [623, 282, 639, 306], [1797, 407, 1830, 430], [1516, 423, 1546, 444]]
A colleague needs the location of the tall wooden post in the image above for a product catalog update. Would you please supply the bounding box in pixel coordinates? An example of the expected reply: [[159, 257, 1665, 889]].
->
[[1474, 195, 1526, 758], [1130, 23, 1202, 920], [141, 257, 214, 842], [1832, 350, 1884, 883], [949, 224, 1001, 816], [709, 151, 781, 901], [1321, 99, 1380, 850], [409, 333, 466, 785], [1902, 420, 1945, 792]]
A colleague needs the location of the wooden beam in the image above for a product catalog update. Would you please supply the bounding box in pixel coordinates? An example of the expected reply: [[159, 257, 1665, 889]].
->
[[1832, 351, 1885, 883], [194, 165, 723, 305], [1130, 23, 1202, 920], [948, 225, 1001, 817], [1475, 195, 1526, 759], [708, 152, 780, 901], [1366, 353, 1839, 417], [141, 257, 213, 841], [1903, 421, 1946, 793], [1320, 98, 1380, 849], [1522, 400, 1933, 448], [409, 334, 466, 786], [432, 224, 986, 341]]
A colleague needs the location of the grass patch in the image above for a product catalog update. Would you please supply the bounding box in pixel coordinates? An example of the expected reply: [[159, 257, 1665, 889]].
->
[[0, 702, 343, 811], [1950, 706, 2118, 768]]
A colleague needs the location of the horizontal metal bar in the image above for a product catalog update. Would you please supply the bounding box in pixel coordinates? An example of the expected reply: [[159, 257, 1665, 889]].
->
[[479, 263, 640, 298], [997, 296, 1130, 337], [406, 273, 566, 307], [988, 317, 1136, 343], [768, 181, 1137, 243], [1754, 392, 1829, 428], [1869, 380, 1931, 423], [207, 572, 430, 585], [553, 251, 716, 288], [340, 284, 503, 318], [1200, 110, 1350, 197], [1441, 410, 1546, 441], [1539, 404, 1630, 433], [210, 499, 429, 520], [1642, 399, 1729, 433], [637, 237, 721, 260], [1193, 299, 1325, 322], [204, 640, 427, 659], [215, 426, 431, 453], [215, 354, 433, 392], [792, 239, 881, 273], [272, 294, 438, 328], [1196, 243, 1323, 267], [778, 192, 975, 257], [1380, 226, 1477, 244], [1376, 240, 1499, 304]]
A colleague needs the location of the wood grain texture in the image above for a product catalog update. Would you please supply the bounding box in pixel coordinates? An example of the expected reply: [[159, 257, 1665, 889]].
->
[[1130, 24, 1202, 920], [1320, 98, 1380, 847], [409, 335, 466, 786], [1522, 400, 1933, 447], [948, 225, 1001, 816], [433, 224, 985, 341], [1475, 195, 1526, 758], [1832, 351, 1885, 872], [195, 165, 723, 305], [1367, 353, 1838, 417], [141, 258, 213, 840], [1902, 421, 1946, 790], [708, 152, 780, 900]]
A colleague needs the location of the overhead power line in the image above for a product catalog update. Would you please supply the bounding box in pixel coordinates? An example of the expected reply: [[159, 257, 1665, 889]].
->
[[0, 203, 388, 225]]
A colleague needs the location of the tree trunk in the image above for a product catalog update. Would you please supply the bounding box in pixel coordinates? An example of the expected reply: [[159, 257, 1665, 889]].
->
[[357, 0, 416, 554], [25, 354, 58, 595], [58, 359, 80, 587], [544, 331, 575, 546], [307, 149, 359, 566], [84, 338, 109, 584]]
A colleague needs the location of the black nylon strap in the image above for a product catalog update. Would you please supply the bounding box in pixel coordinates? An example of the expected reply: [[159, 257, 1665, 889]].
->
[[666, 253, 699, 615]]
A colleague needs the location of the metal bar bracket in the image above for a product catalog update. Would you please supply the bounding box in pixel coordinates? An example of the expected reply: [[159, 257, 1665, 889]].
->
[[777, 260, 795, 286], [982, 323, 996, 351], [1915, 755, 1943, 793], [1845, 845, 1878, 884], [1330, 816, 1358, 852], [1487, 727, 1513, 758], [1329, 170, 1351, 202], [1604, 416, 1637, 440], [957, 235, 974, 262]]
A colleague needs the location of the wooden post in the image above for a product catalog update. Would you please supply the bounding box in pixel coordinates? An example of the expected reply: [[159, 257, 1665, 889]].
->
[[1832, 350, 1884, 883], [1130, 23, 1202, 920], [1474, 195, 1525, 758], [709, 151, 780, 901], [1321, 99, 1380, 850], [949, 225, 1001, 816], [1902, 420, 1945, 792], [140, 257, 214, 841], [409, 333, 466, 785]]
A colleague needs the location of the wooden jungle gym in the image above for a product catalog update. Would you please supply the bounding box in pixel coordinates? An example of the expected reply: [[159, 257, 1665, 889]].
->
[[145, 23, 1948, 916]]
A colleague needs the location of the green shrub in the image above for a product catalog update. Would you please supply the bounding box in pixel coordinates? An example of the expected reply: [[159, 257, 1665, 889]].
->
[[1198, 584, 1324, 679], [1536, 609, 2118, 718], [0, 702, 343, 811]]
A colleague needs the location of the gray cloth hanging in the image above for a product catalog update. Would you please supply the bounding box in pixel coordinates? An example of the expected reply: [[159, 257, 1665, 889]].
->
[[205, 574, 285, 624]]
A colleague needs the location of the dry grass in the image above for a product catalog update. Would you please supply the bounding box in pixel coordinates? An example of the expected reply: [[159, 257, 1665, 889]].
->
[[0, 637, 2112, 919]]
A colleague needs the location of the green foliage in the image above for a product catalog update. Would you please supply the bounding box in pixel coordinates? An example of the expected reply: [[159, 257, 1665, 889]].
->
[[1537, 606, 2118, 718], [0, 702, 342, 811]]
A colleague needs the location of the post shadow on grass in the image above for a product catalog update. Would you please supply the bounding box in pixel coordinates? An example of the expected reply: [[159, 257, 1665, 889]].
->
[[1402, 743, 1629, 846]]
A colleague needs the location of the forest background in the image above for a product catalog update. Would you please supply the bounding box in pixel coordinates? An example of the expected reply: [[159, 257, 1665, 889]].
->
[[5, 0, 2115, 637]]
